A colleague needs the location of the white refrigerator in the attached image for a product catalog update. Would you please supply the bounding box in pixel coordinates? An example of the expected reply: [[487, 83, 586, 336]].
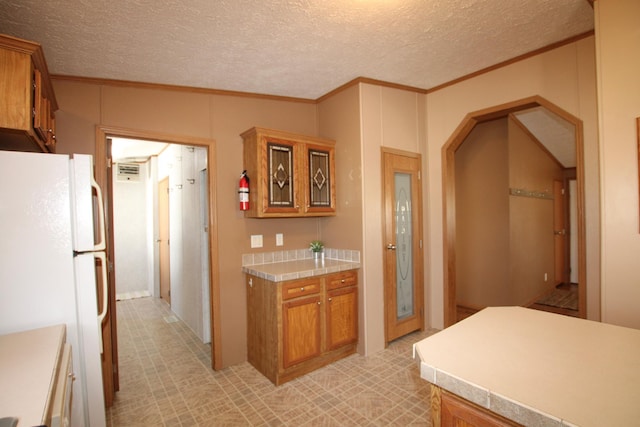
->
[[0, 151, 107, 427]]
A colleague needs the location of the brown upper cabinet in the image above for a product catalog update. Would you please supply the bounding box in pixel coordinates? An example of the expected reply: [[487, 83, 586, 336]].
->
[[0, 34, 58, 153], [241, 127, 336, 218]]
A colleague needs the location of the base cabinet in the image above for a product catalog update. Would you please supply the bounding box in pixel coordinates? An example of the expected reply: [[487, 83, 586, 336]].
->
[[431, 385, 521, 427], [247, 270, 358, 385]]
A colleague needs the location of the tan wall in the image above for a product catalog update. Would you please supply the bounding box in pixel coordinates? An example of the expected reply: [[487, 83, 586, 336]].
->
[[508, 116, 563, 304], [455, 117, 563, 308], [316, 84, 364, 352], [52, 80, 321, 367], [455, 119, 510, 307], [595, 0, 640, 328], [359, 84, 427, 354], [426, 36, 600, 327]]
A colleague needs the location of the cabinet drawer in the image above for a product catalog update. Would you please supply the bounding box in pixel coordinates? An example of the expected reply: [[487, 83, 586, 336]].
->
[[282, 278, 321, 300], [327, 271, 357, 290]]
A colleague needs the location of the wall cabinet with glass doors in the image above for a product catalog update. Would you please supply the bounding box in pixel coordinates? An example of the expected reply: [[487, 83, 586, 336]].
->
[[241, 127, 336, 218]]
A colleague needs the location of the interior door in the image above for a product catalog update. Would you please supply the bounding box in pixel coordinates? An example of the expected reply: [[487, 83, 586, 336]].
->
[[382, 149, 424, 344], [158, 177, 171, 305], [553, 180, 567, 285], [101, 138, 118, 406]]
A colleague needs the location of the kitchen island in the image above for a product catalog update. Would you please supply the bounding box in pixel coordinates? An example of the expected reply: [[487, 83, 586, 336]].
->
[[414, 306, 640, 426]]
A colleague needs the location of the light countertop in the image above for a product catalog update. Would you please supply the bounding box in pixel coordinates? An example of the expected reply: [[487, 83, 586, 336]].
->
[[242, 258, 360, 282], [242, 248, 360, 282], [0, 324, 66, 426], [414, 307, 640, 426]]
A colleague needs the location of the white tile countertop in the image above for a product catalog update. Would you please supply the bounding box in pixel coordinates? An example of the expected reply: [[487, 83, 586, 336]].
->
[[242, 248, 360, 282], [413, 306, 640, 426]]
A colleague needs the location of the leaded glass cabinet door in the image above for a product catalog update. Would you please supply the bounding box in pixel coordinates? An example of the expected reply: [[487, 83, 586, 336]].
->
[[383, 149, 424, 344], [306, 144, 336, 214], [266, 140, 298, 213]]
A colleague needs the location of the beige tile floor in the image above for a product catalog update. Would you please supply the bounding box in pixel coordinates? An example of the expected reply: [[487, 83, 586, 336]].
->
[[107, 297, 438, 426]]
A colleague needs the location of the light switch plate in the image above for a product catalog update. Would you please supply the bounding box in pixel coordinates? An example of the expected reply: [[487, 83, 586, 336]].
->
[[251, 235, 263, 248], [276, 233, 284, 246]]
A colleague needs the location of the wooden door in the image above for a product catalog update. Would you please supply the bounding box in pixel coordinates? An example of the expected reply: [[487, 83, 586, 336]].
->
[[440, 389, 520, 427], [101, 137, 118, 406], [382, 149, 424, 344], [158, 177, 171, 305], [282, 296, 321, 368], [326, 286, 357, 350], [553, 180, 567, 285]]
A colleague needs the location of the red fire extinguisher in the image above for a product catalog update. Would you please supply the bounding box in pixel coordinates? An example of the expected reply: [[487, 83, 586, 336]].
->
[[239, 170, 250, 211]]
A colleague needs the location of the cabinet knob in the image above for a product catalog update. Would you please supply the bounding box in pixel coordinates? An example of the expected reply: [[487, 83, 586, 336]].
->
[[328, 297, 332, 302], [317, 301, 321, 305], [341, 279, 345, 283], [300, 287, 304, 291]]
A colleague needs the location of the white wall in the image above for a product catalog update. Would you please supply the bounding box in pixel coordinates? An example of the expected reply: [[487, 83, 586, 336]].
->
[[158, 144, 209, 341], [113, 162, 152, 297], [595, 0, 640, 328]]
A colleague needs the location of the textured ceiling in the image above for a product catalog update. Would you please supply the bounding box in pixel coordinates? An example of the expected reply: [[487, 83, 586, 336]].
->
[[0, 0, 593, 100]]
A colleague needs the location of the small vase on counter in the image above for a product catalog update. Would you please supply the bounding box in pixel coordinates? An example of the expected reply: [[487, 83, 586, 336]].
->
[[310, 240, 324, 263]]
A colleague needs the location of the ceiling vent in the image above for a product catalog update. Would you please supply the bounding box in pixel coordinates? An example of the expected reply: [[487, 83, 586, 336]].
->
[[117, 163, 141, 182]]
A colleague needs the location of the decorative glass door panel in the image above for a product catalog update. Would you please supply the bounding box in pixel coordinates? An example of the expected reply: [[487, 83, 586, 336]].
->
[[395, 172, 414, 320], [383, 150, 423, 344], [268, 142, 294, 208], [308, 149, 331, 208]]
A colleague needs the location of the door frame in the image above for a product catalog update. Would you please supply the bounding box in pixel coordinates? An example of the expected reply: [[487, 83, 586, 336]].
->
[[381, 147, 424, 344], [95, 125, 223, 370], [442, 96, 586, 326], [158, 176, 171, 305]]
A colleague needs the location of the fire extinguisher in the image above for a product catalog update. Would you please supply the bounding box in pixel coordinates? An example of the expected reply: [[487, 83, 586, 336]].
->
[[239, 170, 250, 211]]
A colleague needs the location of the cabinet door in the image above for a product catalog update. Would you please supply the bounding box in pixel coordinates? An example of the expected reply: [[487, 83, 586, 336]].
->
[[305, 144, 336, 214], [282, 296, 321, 368], [265, 139, 299, 214], [441, 390, 520, 427], [327, 286, 358, 350]]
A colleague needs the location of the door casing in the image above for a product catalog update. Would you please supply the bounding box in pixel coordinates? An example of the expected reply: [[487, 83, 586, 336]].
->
[[95, 126, 222, 371], [442, 96, 587, 326], [382, 147, 424, 344]]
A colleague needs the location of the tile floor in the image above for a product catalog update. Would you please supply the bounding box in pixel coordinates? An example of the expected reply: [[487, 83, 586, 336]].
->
[[106, 297, 439, 426]]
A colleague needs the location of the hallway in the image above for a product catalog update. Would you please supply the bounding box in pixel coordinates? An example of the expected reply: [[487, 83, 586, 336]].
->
[[107, 297, 437, 426]]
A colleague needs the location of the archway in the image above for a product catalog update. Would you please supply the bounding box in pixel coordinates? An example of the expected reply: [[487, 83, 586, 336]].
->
[[442, 96, 586, 326]]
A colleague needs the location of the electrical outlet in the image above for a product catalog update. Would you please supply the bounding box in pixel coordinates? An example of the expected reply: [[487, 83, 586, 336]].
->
[[276, 233, 284, 246], [251, 235, 263, 248]]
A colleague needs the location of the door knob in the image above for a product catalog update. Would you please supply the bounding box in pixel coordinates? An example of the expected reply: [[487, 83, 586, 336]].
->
[[386, 244, 396, 250]]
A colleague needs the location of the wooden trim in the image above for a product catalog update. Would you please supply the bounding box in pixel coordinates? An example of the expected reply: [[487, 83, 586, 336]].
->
[[95, 125, 223, 370], [51, 74, 317, 104], [427, 31, 595, 94], [442, 96, 588, 326], [316, 77, 427, 103]]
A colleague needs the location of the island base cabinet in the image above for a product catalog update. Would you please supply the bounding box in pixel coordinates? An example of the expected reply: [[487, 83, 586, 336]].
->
[[431, 385, 521, 427], [246, 271, 358, 385]]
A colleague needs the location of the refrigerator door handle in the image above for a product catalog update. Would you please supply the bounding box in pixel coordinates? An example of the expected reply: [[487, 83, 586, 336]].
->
[[95, 251, 108, 353], [91, 174, 106, 252]]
